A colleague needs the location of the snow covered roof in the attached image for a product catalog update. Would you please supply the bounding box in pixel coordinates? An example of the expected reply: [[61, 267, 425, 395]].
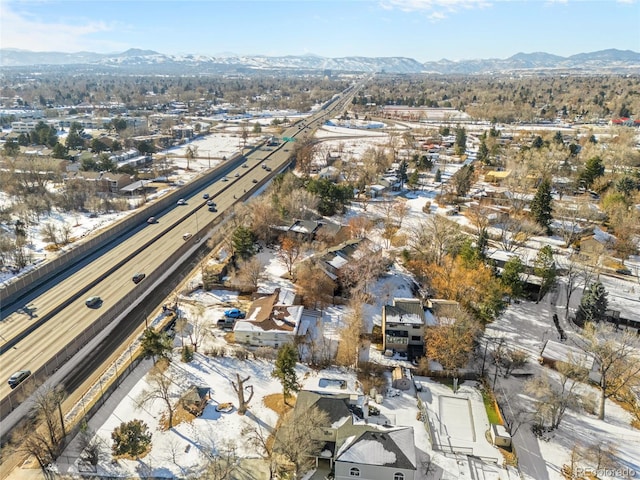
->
[[233, 289, 303, 334], [336, 427, 416, 470], [384, 298, 425, 325]]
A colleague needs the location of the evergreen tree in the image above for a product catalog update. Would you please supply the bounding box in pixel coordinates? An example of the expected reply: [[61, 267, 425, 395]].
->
[[576, 282, 608, 325], [534, 246, 557, 303], [553, 131, 564, 145], [579, 156, 605, 188], [501, 256, 525, 298], [530, 178, 553, 233], [51, 142, 69, 159], [271, 343, 300, 405], [111, 420, 152, 458], [140, 328, 173, 361], [454, 126, 467, 155], [3, 139, 20, 156], [65, 122, 86, 149], [232, 226, 255, 259], [477, 139, 489, 164], [398, 160, 408, 189], [434, 169, 442, 183]]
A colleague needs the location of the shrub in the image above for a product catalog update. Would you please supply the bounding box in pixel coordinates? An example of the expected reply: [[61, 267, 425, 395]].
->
[[181, 345, 194, 362]]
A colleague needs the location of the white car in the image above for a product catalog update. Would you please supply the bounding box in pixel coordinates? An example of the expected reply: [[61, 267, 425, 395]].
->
[[177, 199, 187, 205]]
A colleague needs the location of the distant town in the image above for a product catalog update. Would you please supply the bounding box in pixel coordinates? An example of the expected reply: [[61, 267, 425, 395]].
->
[[0, 68, 639, 480]]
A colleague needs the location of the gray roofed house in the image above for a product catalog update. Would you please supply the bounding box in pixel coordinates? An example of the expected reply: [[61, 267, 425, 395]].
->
[[382, 298, 426, 360], [334, 427, 417, 480]]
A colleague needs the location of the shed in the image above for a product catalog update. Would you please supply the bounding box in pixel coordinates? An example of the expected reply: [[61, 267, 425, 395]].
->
[[392, 367, 412, 391], [491, 424, 512, 448], [180, 385, 211, 417]]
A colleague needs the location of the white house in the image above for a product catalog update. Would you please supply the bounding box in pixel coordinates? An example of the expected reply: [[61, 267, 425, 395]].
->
[[234, 289, 319, 348], [334, 428, 417, 480]]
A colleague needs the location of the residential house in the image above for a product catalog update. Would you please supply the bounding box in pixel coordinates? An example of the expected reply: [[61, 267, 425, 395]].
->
[[334, 428, 417, 480], [65, 171, 133, 193], [291, 390, 417, 479], [382, 298, 425, 360], [233, 288, 320, 348]]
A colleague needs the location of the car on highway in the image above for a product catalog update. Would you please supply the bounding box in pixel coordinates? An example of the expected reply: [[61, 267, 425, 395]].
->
[[265, 166, 272, 172], [183, 233, 193, 241], [203, 193, 210, 199], [177, 199, 187, 205], [224, 308, 246, 319], [252, 178, 258, 184], [206, 200, 216, 206], [234, 172, 240, 177], [261, 163, 267, 169], [221, 177, 228, 182], [208, 205, 217, 212], [85, 296, 102, 308], [132, 272, 146, 284], [147, 216, 156, 224], [8, 370, 31, 389], [242, 163, 248, 168]]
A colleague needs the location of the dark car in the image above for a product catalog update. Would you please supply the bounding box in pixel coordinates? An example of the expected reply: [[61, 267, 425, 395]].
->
[[616, 268, 632, 276], [208, 205, 217, 212], [8, 370, 31, 389], [85, 296, 101, 308], [252, 178, 258, 184], [132, 272, 146, 284], [203, 193, 210, 199]]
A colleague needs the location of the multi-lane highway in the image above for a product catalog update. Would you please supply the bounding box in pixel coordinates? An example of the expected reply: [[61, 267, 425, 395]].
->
[[0, 88, 354, 424]]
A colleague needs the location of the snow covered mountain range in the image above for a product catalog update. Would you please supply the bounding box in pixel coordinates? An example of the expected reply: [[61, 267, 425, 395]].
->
[[1, 48, 638, 74]]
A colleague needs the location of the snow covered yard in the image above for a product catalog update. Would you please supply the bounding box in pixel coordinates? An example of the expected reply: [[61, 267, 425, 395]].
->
[[486, 299, 640, 480]]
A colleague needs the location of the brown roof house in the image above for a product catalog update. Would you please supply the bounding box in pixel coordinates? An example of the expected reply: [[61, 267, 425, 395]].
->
[[233, 288, 320, 348]]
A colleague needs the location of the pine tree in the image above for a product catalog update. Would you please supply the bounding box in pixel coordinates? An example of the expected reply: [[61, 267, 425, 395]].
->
[[501, 256, 525, 299], [576, 282, 608, 325], [272, 343, 300, 405], [530, 178, 553, 233], [111, 420, 152, 458], [579, 156, 605, 188], [232, 226, 255, 259]]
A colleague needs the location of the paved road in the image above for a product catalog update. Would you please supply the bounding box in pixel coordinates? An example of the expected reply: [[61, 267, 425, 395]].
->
[[0, 90, 352, 412]]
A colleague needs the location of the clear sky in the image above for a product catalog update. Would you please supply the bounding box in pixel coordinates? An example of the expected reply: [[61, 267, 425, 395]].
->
[[1, 0, 639, 62]]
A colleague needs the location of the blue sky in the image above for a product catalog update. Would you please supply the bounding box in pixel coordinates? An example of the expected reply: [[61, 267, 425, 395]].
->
[[1, 0, 639, 62]]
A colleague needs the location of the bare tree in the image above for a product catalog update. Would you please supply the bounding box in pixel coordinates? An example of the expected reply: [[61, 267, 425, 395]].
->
[[577, 322, 640, 420], [275, 236, 302, 277], [496, 216, 542, 252], [241, 421, 278, 478], [140, 361, 178, 429], [336, 293, 365, 368], [231, 373, 255, 415], [409, 216, 462, 266], [233, 256, 266, 291], [188, 305, 206, 352], [557, 255, 586, 319], [525, 362, 584, 431], [273, 405, 330, 478], [201, 440, 239, 480]]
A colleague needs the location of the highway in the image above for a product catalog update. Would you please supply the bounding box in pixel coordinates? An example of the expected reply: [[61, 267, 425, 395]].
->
[[0, 88, 354, 420]]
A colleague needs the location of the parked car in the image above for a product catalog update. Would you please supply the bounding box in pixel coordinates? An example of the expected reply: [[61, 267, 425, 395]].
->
[[368, 405, 380, 416], [147, 216, 156, 224], [217, 317, 236, 327], [8, 370, 31, 389], [616, 268, 632, 275], [203, 193, 210, 199], [177, 199, 187, 205], [85, 296, 102, 308], [132, 272, 146, 284], [224, 308, 246, 319], [183, 233, 193, 241]]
